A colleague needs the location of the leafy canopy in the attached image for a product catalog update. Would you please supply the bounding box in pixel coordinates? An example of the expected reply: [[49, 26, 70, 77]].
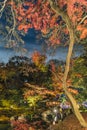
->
[[0, 0, 87, 47]]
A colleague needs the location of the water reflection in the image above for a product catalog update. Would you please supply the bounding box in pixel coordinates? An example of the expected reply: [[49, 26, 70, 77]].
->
[[0, 43, 84, 63]]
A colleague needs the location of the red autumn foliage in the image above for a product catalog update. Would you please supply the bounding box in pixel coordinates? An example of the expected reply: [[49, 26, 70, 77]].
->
[[50, 61, 56, 72], [7, 0, 87, 44], [80, 29, 87, 39], [68, 88, 78, 94], [10, 117, 35, 130], [32, 51, 46, 66], [32, 51, 41, 64]]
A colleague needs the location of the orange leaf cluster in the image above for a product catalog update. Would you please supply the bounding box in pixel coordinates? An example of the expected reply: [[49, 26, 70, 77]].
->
[[50, 61, 56, 72], [80, 29, 87, 39], [77, 20, 87, 39], [7, 0, 87, 45], [68, 88, 78, 94], [11, 1, 57, 34], [67, 0, 86, 24], [23, 90, 36, 99], [32, 51, 41, 64], [32, 51, 46, 66], [46, 101, 60, 107], [51, 66, 72, 93]]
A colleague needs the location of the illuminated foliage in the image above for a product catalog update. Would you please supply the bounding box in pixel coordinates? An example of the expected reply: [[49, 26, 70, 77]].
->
[[32, 51, 47, 72], [0, 0, 86, 47], [10, 117, 34, 130], [0, 0, 87, 127]]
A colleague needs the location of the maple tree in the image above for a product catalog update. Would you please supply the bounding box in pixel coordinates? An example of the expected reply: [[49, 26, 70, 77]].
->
[[0, 0, 87, 127]]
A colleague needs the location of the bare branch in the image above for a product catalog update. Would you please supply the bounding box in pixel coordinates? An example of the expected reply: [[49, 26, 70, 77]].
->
[[10, 0, 16, 32], [24, 83, 46, 90], [0, 0, 8, 18], [79, 15, 87, 25], [5, 0, 16, 39], [2, 0, 18, 46]]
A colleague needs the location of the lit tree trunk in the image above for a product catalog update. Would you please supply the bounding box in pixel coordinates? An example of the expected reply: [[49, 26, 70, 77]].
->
[[49, 0, 87, 127]]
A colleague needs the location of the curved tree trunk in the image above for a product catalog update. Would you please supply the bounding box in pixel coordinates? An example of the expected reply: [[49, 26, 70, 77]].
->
[[49, 0, 87, 127], [62, 28, 87, 127]]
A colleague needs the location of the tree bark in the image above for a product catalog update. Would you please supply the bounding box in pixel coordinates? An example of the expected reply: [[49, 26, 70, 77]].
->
[[49, 0, 87, 127]]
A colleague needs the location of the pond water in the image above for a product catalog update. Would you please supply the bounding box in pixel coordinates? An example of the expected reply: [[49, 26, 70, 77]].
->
[[0, 43, 84, 63]]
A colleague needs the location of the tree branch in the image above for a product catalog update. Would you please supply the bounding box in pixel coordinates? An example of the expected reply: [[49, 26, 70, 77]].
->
[[49, 0, 87, 127], [0, 0, 8, 18], [10, 0, 16, 33], [5, 0, 16, 39], [79, 15, 87, 25], [24, 83, 46, 90]]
